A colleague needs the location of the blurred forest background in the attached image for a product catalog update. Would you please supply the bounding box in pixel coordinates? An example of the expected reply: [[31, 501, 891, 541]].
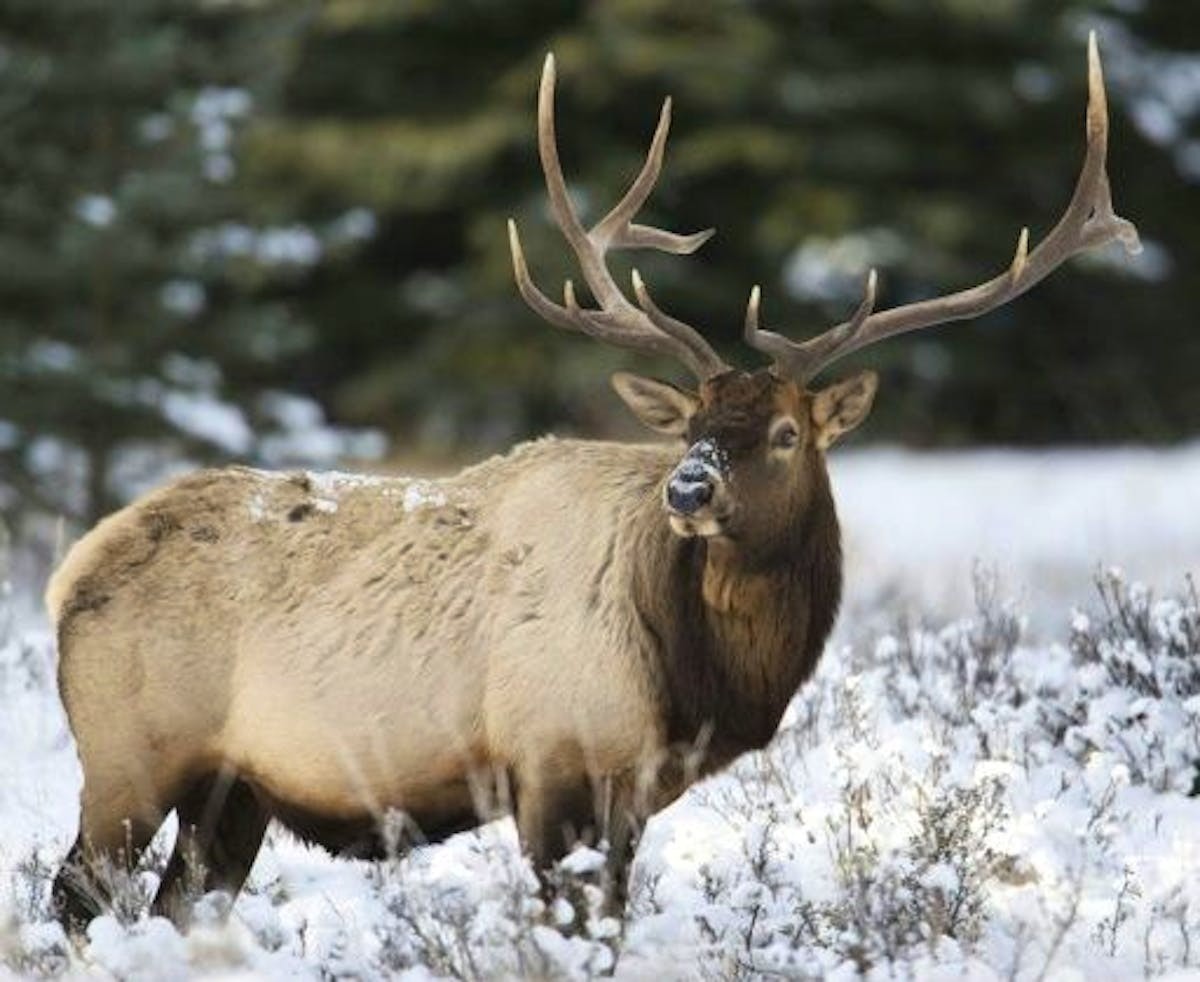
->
[[0, 0, 1197, 533]]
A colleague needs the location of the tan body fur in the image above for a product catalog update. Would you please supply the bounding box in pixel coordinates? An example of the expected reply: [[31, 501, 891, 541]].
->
[[53, 441, 658, 829]]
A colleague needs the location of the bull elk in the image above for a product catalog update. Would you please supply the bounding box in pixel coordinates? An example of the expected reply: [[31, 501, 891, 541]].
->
[[51, 36, 1138, 928]]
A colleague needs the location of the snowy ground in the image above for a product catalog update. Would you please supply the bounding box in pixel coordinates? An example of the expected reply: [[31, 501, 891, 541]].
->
[[2, 445, 1199, 980], [834, 444, 1200, 630]]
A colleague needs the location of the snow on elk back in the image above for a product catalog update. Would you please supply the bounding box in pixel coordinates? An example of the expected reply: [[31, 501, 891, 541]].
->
[[239, 468, 448, 524]]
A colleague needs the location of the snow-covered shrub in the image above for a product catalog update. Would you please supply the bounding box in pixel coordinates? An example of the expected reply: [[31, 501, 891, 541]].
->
[[856, 565, 1025, 730], [367, 833, 618, 980], [666, 569, 1200, 978], [0, 917, 70, 979], [1059, 570, 1200, 792], [688, 707, 1009, 976], [3, 562, 1200, 979], [862, 567, 1200, 794]]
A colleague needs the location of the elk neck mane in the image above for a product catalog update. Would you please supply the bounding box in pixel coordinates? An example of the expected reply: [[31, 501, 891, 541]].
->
[[628, 462, 842, 764]]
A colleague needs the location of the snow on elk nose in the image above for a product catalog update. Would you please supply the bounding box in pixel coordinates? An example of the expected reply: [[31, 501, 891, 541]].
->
[[666, 441, 726, 516], [666, 468, 712, 515]]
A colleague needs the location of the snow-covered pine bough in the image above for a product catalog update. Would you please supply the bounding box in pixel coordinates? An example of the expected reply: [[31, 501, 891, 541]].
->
[[49, 37, 1138, 929]]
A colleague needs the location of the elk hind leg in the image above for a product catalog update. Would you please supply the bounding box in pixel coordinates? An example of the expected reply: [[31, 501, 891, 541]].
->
[[52, 784, 163, 932], [151, 771, 269, 925]]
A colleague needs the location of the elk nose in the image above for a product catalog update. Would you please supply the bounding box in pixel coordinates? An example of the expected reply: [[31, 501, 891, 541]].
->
[[666, 473, 714, 515]]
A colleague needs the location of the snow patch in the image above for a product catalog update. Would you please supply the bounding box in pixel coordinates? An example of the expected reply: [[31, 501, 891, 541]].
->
[[74, 194, 115, 228], [247, 490, 268, 523], [400, 480, 446, 512], [159, 391, 253, 455], [305, 470, 384, 495]]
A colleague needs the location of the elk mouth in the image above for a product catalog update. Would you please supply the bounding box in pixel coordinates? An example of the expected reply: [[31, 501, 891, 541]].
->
[[667, 511, 730, 539], [665, 499, 734, 539]]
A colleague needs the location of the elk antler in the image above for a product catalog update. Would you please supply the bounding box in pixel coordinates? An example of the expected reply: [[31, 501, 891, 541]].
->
[[508, 53, 730, 381], [745, 32, 1142, 383]]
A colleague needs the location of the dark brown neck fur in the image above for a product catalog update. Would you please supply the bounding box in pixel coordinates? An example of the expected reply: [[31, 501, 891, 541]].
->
[[631, 468, 842, 768]]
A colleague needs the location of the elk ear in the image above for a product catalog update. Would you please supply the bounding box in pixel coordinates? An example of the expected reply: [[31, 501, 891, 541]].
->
[[810, 370, 878, 450], [611, 372, 699, 437]]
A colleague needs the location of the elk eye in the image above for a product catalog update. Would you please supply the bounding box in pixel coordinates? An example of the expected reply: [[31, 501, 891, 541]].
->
[[770, 421, 799, 449]]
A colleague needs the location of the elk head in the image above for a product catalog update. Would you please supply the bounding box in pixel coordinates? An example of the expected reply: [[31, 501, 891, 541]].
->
[[508, 38, 1139, 551]]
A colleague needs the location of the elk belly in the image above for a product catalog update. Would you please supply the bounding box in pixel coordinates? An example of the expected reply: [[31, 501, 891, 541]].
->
[[220, 635, 489, 829]]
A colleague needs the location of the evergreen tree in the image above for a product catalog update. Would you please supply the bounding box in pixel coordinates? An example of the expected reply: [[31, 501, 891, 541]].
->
[[0, 0, 375, 529], [1, 0, 1193, 536], [246, 0, 1198, 450]]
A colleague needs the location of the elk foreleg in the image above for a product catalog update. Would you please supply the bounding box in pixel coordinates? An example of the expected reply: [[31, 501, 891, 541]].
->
[[516, 762, 648, 932], [599, 804, 639, 920], [516, 774, 594, 871], [515, 760, 598, 927]]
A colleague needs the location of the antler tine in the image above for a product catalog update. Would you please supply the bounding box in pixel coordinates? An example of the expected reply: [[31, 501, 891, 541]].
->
[[744, 273, 879, 377], [509, 219, 704, 369], [534, 53, 620, 310], [743, 283, 797, 363], [592, 96, 673, 246], [591, 97, 717, 255], [508, 53, 729, 381], [508, 219, 583, 333], [749, 32, 1141, 382], [631, 268, 723, 357]]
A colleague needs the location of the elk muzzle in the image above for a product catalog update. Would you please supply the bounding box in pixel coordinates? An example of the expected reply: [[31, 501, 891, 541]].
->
[[664, 440, 730, 537]]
